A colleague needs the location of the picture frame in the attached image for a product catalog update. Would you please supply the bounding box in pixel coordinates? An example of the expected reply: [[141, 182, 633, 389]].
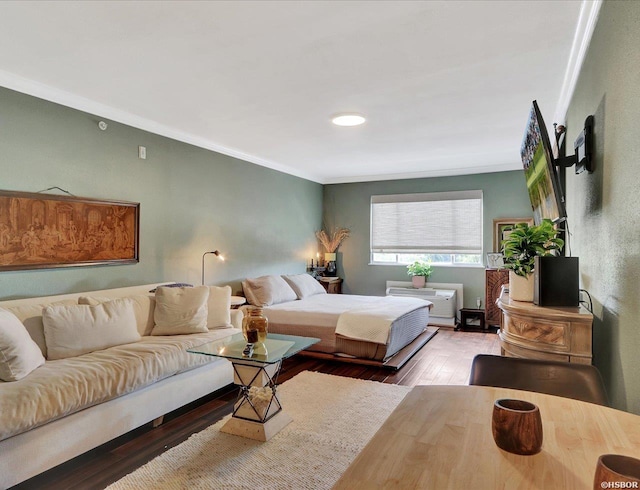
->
[[0, 190, 139, 271], [493, 217, 534, 252], [486, 252, 505, 269]]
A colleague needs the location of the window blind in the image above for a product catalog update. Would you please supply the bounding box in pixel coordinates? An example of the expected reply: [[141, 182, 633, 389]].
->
[[371, 190, 483, 254]]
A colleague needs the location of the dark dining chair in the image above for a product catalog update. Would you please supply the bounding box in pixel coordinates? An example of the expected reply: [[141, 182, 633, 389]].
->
[[469, 354, 609, 406]]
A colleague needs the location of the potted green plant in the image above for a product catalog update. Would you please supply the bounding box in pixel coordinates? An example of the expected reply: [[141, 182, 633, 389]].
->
[[407, 260, 433, 288], [501, 219, 564, 301]]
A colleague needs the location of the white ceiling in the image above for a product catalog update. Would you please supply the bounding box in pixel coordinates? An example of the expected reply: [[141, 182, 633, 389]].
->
[[0, 1, 600, 184]]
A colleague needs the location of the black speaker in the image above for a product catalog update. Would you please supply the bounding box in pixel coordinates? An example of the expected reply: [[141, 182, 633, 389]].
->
[[533, 256, 579, 306]]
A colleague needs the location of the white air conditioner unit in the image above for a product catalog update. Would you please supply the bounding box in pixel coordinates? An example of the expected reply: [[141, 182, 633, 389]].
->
[[385, 281, 463, 327], [386, 287, 456, 317]]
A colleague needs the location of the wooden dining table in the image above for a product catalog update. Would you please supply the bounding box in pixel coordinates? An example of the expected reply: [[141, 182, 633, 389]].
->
[[333, 385, 640, 489]]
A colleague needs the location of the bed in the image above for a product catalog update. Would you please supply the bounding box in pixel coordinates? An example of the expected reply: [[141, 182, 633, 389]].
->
[[242, 274, 436, 369]]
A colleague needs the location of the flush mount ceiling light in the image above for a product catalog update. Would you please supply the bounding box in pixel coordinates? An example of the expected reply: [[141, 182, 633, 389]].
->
[[331, 113, 366, 127]]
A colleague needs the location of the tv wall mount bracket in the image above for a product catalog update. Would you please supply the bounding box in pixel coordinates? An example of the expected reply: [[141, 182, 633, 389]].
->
[[553, 115, 594, 174]]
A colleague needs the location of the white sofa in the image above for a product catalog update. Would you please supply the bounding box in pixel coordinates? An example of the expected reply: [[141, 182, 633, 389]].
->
[[0, 283, 241, 489]]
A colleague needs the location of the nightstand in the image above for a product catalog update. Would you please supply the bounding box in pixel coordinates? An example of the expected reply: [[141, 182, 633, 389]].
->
[[457, 308, 486, 331], [318, 278, 342, 294]]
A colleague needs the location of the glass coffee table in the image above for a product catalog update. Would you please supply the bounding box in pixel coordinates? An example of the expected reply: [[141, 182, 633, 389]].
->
[[188, 332, 319, 441]]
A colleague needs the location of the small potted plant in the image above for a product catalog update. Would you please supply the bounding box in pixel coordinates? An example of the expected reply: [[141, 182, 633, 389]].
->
[[407, 260, 433, 288], [501, 219, 564, 301]]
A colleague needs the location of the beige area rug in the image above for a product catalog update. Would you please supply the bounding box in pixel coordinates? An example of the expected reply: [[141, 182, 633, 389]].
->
[[107, 371, 410, 490]]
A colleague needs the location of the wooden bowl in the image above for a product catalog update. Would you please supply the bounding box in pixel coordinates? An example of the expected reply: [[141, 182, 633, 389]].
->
[[492, 399, 543, 455], [593, 454, 640, 489]]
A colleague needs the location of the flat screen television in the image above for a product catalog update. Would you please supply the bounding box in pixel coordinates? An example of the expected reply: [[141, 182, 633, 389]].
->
[[520, 101, 566, 224]]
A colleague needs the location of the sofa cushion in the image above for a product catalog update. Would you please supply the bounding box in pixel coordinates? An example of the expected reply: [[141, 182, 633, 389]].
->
[[207, 286, 232, 329], [4, 299, 79, 358], [242, 275, 297, 306], [79, 294, 156, 336], [0, 328, 238, 442], [282, 274, 327, 299], [152, 286, 209, 335], [43, 299, 141, 360], [0, 308, 46, 381]]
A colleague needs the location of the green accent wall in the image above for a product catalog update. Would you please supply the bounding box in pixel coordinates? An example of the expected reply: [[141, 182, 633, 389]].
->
[[323, 171, 532, 307], [5, 0, 637, 417], [563, 0, 640, 414], [0, 87, 322, 299]]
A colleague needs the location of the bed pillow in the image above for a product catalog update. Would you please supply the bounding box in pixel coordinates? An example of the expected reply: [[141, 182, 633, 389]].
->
[[282, 274, 327, 299], [207, 286, 232, 329], [0, 308, 46, 381], [151, 285, 209, 335], [43, 299, 140, 360], [242, 275, 297, 306], [79, 294, 156, 336], [241, 281, 259, 307]]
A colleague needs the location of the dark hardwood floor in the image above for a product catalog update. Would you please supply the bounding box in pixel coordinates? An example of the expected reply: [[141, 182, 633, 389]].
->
[[13, 328, 500, 490]]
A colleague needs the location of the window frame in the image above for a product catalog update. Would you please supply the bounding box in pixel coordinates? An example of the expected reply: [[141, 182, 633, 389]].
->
[[369, 190, 483, 267]]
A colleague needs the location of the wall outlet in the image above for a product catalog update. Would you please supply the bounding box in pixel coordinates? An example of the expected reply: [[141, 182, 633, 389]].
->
[[138, 146, 147, 160]]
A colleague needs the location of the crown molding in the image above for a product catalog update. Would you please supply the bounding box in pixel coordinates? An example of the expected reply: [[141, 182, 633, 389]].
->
[[0, 70, 322, 184], [553, 0, 603, 125], [323, 162, 521, 185]]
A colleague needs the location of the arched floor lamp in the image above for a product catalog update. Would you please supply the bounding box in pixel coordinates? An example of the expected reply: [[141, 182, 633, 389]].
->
[[202, 250, 224, 285]]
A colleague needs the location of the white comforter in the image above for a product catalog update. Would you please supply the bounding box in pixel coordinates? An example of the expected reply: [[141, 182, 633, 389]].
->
[[263, 294, 430, 344], [335, 296, 429, 344]]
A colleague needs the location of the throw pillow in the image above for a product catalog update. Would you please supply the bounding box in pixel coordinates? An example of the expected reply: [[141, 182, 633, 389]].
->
[[148, 283, 193, 293], [0, 307, 46, 381], [79, 294, 156, 336], [207, 286, 232, 329], [243, 275, 297, 306], [42, 298, 140, 360], [4, 299, 79, 358], [282, 274, 327, 299], [151, 285, 209, 335]]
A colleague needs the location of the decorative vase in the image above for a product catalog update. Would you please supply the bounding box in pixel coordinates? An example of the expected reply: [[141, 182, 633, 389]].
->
[[242, 307, 268, 344], [593, 454, 640, 489], [509, 271, 534, 302], [492, 399, 543, 455], [412, 275, 426, 288]]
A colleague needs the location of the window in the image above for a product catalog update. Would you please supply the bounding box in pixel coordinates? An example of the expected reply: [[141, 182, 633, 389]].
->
[[370, 190, 483, 266]]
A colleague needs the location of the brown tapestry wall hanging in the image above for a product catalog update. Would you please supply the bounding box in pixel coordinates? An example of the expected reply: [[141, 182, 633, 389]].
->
[[0, 190, 139, 271]]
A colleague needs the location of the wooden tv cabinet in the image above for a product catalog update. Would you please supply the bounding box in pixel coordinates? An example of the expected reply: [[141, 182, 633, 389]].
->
[[496, 289, 593, 364]]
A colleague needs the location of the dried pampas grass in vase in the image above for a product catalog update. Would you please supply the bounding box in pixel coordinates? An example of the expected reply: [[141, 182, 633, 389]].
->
[[316, 227, 350, 253]]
